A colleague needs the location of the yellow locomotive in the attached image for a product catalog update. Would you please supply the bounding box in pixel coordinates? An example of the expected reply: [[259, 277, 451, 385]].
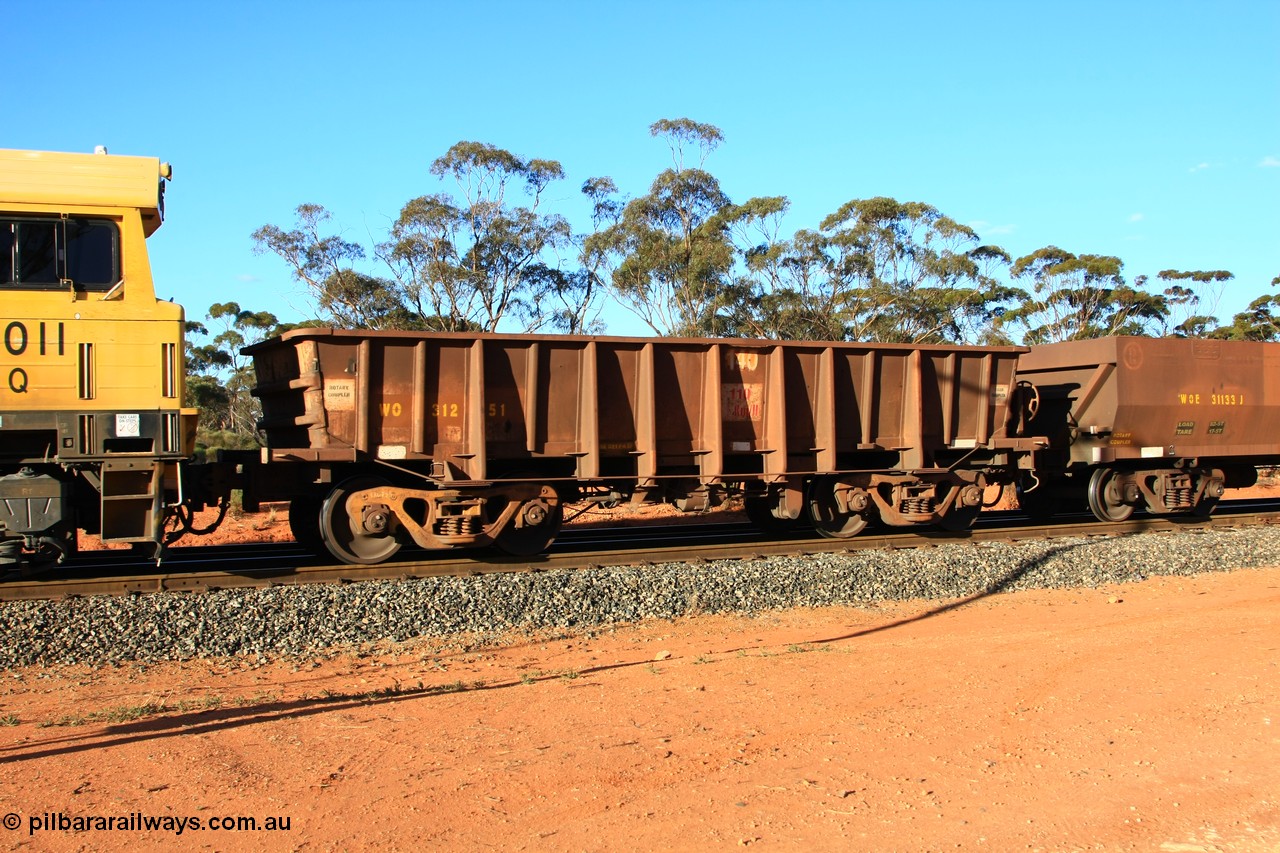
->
[[0, 148, 197, 566]]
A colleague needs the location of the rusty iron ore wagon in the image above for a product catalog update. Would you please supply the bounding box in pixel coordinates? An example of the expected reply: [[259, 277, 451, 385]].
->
[[1013, 336, 1280, 521], [241, 330, 1042, 563]]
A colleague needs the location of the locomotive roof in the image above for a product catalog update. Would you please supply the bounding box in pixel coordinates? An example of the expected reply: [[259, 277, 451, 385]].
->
[[0, 148, 171, 235]]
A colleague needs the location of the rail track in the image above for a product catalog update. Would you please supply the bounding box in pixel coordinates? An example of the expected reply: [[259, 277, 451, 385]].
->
[[3, 499, 1278, 603]]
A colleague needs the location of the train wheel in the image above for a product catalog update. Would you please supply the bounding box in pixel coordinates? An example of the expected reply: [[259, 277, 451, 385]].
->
[[807, 478, 870, 539], [1086, 468, 1135, 523], [937, 483, 985, 532], [288, 495, 325, 554], [319, 477, 403, 565], [493, 485, 562, 556], [743, 496, 801, 534], [938, 504, 980, 532]]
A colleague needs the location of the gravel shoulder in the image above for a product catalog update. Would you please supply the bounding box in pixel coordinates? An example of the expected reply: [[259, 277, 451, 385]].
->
[[4, 526, 1280, 667], [1, 530, 1279, 851]]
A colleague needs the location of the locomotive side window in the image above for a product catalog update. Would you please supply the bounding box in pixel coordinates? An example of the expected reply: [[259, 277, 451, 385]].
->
[[0, 223, 11, 283], [64, 219, 119, 288], [0, 217, 119, 291], [13, 220, 58, 284]]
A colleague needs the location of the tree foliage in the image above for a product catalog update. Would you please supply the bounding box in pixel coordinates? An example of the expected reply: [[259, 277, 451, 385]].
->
[[1151, 268, 1233, 338], [998, 247, 1169, 343], [585, 118, 749, 336], [379, 141, 575, 332], [184, 303, 296, 452], [728, 198, 1017, 343], [251, 205, 402, 330], [251, 119, 1269, 346], [1210, 274, 1280, 341], [254, 142, 593, 334]]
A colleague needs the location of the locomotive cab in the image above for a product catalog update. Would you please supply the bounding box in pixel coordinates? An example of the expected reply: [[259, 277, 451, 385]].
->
[[0, 148, 196, 569]]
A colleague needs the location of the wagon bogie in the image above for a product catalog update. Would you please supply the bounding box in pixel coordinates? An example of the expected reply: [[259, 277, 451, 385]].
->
[[1083, 465, 1227, 524], [319, 476, 406, 565], [743, 495, 805, 534], [806, 476, 874, 539], [1134, 467, 1225, 516], [486, 482, 563, 556], [307, 477, 564, 563], [859, 472, 989, 531]]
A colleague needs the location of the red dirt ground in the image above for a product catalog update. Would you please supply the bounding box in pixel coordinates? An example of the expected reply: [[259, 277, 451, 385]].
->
[[2, 567, 1278, 851]]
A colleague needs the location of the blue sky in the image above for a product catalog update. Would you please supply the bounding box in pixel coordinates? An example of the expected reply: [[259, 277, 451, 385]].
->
[[8, 0, 1278, 337]]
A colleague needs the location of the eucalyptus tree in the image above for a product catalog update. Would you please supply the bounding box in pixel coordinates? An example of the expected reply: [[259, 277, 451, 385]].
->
[[735, 198, 1013, 343], [1000, 247, 1167, 344], [379, 141, 573, 332], [183, 303, 292, 449], [183, 319, 232, 451], [254, 142, 577, 333], [731, 225, 895, 341], [819, 197, 1016, 343], [252, 204, 405, 330], [536, 176, 626, 334], [1211, 274, 1280, 341], [1152, 268, 1233, 337], [588, 118, 787, 337], [712, 194, 795, 337]]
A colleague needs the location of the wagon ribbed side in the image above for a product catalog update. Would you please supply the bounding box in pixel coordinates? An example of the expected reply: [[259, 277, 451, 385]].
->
[[245, 329, 1034, 562]]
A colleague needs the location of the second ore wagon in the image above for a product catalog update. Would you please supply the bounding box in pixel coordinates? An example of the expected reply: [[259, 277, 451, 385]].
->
[[1013, 336, 1280, 521]]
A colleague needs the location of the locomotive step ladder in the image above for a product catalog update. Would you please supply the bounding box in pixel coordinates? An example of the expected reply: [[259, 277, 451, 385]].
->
[[99, 458, 164, 545]]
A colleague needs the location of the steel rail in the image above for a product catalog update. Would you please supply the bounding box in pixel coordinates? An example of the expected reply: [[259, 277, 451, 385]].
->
[[2, 503, 1277, 603]]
